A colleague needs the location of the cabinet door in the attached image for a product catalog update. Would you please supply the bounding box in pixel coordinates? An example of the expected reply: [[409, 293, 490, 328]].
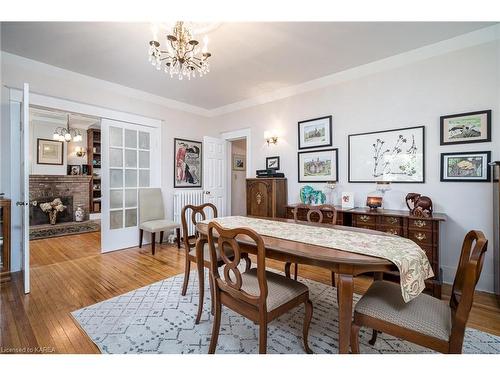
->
[[247, 180, 272, 217]]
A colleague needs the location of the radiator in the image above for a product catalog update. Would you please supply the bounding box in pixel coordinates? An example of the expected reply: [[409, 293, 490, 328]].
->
[[173, 190, 204, 237]]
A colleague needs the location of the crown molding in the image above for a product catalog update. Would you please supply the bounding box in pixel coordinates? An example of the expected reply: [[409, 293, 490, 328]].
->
[[1, 51, 211, 117], [206, 24, 500, 117]]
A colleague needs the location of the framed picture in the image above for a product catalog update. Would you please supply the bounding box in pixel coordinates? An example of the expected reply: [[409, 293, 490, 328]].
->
[[266, 156, 280, 170], [440, 110, 491, 145], [348, 126, 425, 183], [440, 151, 491, 182], [67, 165, 81, 175], [298, 115, 332, 150], [232, 154, 246, 171], [174, 138, 202, 188], [298, 148, 338, 183], [37, 138, 64, 165]]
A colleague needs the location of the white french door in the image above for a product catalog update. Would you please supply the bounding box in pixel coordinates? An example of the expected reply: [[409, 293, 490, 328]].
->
[[101, 119, 161, 252], [203, 136, 227, 216], [20, 83, 30, 294]]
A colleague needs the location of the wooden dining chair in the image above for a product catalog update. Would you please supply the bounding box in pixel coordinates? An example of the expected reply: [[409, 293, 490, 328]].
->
[[207, 221, 314, 354], [180, 203, 251, 323], [286, 204, 337, 286], [350, 230, 488, 354]]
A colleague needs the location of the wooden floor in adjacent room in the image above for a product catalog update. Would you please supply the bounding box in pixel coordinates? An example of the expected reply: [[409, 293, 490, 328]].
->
[[1, 231, 499, 354]]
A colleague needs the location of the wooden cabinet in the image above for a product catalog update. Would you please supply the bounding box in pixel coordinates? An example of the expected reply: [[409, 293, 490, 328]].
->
[[246, 178, 287, 218], [0, 199, 11, 283], [286, 204, 446, 298]]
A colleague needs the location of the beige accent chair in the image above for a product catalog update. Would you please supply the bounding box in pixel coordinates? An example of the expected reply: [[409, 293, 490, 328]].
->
[[138, 188, 180, 255]]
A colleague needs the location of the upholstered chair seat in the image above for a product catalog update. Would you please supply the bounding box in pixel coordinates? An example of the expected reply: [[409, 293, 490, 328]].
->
[[241, 269, 309, 312], [138, 188, 181, 254], [354, 280, 452, 341]]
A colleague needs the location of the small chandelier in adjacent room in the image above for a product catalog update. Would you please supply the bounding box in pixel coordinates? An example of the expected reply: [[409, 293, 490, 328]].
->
[[148, 21, 212, 80], [53, 114, 83, 143]]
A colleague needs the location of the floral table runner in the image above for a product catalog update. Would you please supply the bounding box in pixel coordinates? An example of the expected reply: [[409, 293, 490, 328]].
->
[[204, 216, 434, 302]]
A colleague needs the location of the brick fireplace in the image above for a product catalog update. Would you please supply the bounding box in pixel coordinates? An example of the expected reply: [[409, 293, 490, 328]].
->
[[29, 175, 92, 225]]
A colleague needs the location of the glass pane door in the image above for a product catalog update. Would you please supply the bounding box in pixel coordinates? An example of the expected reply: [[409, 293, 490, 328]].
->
[[101, 119, 158, 252]]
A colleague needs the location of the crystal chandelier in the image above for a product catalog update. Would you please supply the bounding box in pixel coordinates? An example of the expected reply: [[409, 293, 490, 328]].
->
[[53, 114, 83, 143], [148, 21, 212, 80]]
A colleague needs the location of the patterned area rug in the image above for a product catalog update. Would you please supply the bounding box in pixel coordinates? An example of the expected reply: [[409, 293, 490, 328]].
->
[[30, 220, 100, 240], [71, 271, 500, 354]]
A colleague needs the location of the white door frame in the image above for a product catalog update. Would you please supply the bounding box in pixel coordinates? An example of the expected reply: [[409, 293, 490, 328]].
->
[[220, 128, 252, 217], [8, 87, 163, 259]]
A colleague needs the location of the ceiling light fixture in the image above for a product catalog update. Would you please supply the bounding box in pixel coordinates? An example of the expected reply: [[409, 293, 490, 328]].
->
[[148, 21, 212, 80], [53, 114, 83, 143]]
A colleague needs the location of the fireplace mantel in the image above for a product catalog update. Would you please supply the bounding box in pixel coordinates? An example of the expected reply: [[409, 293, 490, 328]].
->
[[29, 175, 92, 224]]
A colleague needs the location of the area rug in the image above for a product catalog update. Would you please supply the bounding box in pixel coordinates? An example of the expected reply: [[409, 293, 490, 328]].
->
[[30, 220, 100, 240], [71, 271, 500, 354]]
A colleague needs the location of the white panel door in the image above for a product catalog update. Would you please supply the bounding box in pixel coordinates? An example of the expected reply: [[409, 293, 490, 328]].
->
[[203, 136, 227, 216], [101, 119, 161, 252], [20, 83, 30, 294]]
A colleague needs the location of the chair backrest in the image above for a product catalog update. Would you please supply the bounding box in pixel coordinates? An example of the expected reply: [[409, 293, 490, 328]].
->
[[449, 230, 488, 344], [181, 203, 218, 250], [207, 221, 268, 310], [293, 203, 337, 224], [138, 188, 165, 224]]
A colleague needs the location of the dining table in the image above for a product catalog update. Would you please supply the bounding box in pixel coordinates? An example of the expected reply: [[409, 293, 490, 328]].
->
[[195, 216, 429, 354]]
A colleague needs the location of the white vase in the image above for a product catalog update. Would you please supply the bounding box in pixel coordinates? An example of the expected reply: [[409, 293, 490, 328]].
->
[[75, 205, 84, 222]]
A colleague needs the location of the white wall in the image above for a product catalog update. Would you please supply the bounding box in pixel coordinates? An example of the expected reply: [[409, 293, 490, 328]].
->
[[231, 139, 247, 215], [1, 52, 213, 272], [209, 41, 500, 292]]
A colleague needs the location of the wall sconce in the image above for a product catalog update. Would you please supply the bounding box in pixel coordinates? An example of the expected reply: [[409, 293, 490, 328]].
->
[[264, 130, 278, 146], [75, 146, 86, 157]]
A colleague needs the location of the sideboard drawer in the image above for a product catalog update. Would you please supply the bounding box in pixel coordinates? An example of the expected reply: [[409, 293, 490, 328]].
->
[[380, 226, 403, 236], [409, 218, 432, 231], [353, 214, 376, 225], [409, 229, 433, 245], [384, 216, 402, 226]]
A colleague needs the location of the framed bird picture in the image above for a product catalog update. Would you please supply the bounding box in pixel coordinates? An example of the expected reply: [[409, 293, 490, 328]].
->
[[440, 110, 491, 145]]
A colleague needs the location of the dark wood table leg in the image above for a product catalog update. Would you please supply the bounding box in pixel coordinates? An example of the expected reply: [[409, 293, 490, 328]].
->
[[151, 232, 156, 255], [337, 273, 354, 354], [195, 238, 205, 324]]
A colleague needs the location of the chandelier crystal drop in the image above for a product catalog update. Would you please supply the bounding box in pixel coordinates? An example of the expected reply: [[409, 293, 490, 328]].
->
[[148, 21, 212, 80]]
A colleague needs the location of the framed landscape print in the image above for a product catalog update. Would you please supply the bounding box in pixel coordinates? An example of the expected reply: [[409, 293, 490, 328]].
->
[[298, 115, 332, 149], [266, 156, 280, 170], [174, 138, 202, 188], [37, 138, 64, 165], [232, 154, 245, 171], [348, 126, 425, 183], [298, 148, 338, 183], [440, 151, 491, 182], [440, 110, 491, 145]]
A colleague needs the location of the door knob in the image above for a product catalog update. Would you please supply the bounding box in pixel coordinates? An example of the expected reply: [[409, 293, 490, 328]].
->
[[16, 201, 29, 206], [204, 191, 211, 195]]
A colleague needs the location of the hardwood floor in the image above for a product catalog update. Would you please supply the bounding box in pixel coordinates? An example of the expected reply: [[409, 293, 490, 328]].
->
[[1, 231, 499, 353]]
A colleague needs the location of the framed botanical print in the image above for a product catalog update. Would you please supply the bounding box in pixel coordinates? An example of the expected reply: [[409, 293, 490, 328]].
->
[[440, 151, 491, 182], [298, 115, 332, 149], [174, 138, 202, 188], [266, 156, 280, 170], [37, 138, 64, 165], [348, 126, 425, 183], [232, 154, 245, 171], [298, 148, 338, 183], [440, 110, 491, 145]]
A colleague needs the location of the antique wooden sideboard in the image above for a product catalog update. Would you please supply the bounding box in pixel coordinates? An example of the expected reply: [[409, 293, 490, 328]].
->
[[246, 178, 288, 219], [286, 204, 446, 298], [0, 198, 11, 283]]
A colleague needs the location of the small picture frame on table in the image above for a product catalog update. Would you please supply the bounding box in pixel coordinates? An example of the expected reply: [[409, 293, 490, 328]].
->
[[266, 156, 280, 170], [68, 165, 81, 176]]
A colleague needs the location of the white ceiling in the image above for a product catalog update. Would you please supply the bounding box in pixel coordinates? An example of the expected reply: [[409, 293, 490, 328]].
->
[[1, 22, 495, 110]]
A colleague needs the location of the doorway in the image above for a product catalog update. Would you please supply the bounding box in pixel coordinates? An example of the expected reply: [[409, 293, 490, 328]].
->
[[230, 139, 247, 215]]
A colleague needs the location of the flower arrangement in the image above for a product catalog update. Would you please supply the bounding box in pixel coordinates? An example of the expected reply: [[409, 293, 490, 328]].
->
[[39, 198, 67, 225]]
